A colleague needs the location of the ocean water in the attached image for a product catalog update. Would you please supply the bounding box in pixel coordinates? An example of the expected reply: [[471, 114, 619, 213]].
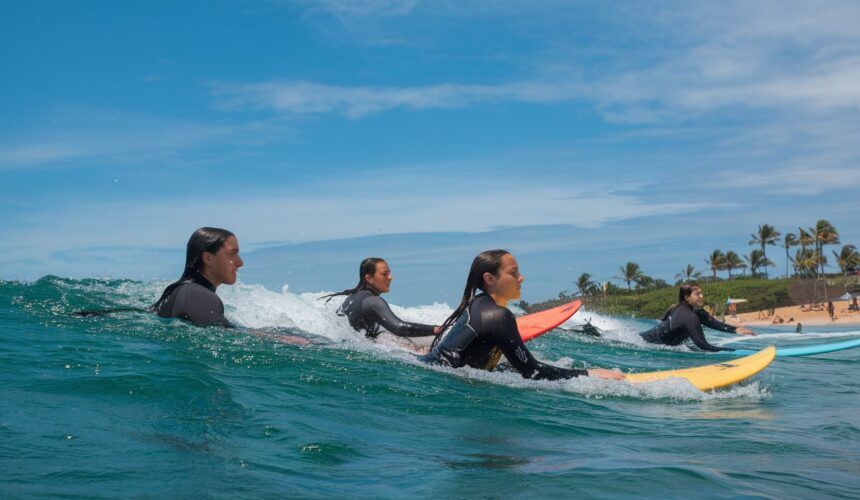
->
[[2, 277, 859, 498]]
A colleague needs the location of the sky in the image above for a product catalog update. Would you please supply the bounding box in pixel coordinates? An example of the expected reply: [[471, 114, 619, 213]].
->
[[2, 1, 859, 304]]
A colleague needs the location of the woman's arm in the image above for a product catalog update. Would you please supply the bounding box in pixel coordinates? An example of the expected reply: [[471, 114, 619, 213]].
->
[[366, 296, 438, 337]]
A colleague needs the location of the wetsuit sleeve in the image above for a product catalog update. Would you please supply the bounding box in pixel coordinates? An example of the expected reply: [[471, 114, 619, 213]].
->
[[364, 296, 436, 337], [687, 321, 732, 352], [170, 285, 232, 328], [696, 309, 738, 333], [488, 308, 587, 380]]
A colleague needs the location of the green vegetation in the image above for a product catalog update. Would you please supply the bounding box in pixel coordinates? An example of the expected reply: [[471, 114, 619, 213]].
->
[[519, 219, 860, 319], [584, 278, 794, 319]]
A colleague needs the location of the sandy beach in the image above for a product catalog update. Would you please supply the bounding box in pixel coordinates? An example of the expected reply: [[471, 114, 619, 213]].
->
[[728, 299, 860, 327]]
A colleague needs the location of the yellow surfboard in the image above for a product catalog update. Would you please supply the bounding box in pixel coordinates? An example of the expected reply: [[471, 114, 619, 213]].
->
[[625, 346, 776, 391]]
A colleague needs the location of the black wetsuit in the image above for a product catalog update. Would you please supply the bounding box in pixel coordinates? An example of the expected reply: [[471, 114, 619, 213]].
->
[[339, 289, 436, 339], [154, 275, 231, 327], [421, 294, 588, 380], [639, 302, 735, 352]]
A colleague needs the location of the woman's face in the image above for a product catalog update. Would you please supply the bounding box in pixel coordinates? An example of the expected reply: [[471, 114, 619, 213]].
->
[[202, 235, 243, 287], [485, 253, 524, 302], [365, 261, 392, 294], [685, 287, 705, 308]]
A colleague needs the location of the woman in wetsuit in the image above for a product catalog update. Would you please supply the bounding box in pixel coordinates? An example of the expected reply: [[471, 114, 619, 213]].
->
[[638, 284, 755, 351], [323, 258, 441, 340], [422, 250, 623, 381], [150, 227, 243, 327]]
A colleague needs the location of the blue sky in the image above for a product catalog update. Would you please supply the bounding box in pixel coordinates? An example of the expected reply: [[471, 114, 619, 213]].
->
[[2, 1, 859, 303]]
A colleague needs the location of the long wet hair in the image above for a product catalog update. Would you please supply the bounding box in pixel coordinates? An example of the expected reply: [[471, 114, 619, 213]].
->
[[74, 227, 235, 317], [429, 249, 510, 349], [320, 257, 387, 303], [149, 227, 235, 312]]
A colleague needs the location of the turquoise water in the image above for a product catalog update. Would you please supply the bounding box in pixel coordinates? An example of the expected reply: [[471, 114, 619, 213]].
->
[[2, 277, 859, 498]]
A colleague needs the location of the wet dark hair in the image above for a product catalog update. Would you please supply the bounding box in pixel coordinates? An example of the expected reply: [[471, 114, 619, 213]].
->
[[320, 257, 387, 303], [75, 227, 235, 318], [150, 227, 235, 312], [678, 283, 701, 305], [660, 282, 702, 319], [430, 249, 510, 349]]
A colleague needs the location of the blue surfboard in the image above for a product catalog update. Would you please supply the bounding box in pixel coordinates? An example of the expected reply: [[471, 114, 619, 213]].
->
[[730, 337, 860, 357]]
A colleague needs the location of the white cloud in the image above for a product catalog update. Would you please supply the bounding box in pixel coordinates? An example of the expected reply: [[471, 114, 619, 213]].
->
[[716, 165, 860, 196], [0, 108, 282, 169], [243, 1, 860, 122], [210, 80, 587, 119], [2, 170, 709, 254], [0, 144, 89, 167], [307, 0, 420, 18]]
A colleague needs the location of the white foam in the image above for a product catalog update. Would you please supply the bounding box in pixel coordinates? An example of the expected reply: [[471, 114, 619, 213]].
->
[[216, 283, 455, 350], [560, 307, 665, 348], [406, 357, 769, 401], [171, 283, 771, 401]]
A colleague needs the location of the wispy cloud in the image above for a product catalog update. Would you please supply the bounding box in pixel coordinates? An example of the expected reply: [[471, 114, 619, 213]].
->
[[0, 108, 282, 169], [299, 0, 420, 18], [248, 1, 860, 122], [1, 166, 710, 254], [210, 80, 588, 119], [0, 144, 90, 167]]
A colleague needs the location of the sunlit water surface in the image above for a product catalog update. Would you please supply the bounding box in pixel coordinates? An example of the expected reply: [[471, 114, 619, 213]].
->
[[2, 278, 858, 498]]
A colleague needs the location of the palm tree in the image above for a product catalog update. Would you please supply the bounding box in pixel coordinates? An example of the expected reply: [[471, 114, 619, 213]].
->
[[833, 245, 860, 276], [783, 232, 798, 277], [749, 224, 781, 279], [615, 262, 644, 292], [705, 250, 725, 280], [745, 249, 773, 278], [675, 264, 700, 283], [637, 275, 655, 290], [799, 250, 826, 278], [798, 227, 814, 252], [724, 251, 745, 279], [811, 220, 840, 276], [575, 273, 597, 297], [793, 248, 816, 279]]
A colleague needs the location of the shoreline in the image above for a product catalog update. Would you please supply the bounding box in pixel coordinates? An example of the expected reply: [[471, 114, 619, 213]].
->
[[727, 299, 860, 327]]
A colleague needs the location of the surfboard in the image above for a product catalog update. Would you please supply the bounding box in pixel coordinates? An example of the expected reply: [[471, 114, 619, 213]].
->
[[730, 337, 860, 357], [626, 346, 775, 391], [516, 299, 583, 342]]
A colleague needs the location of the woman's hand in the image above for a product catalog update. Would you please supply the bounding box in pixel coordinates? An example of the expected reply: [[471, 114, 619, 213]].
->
[[736, 326, 756, 336], [587, 368, 626, 380]]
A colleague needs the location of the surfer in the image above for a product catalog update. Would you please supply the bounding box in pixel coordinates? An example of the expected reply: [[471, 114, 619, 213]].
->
[[323, 258, 442, 340], [421, 250, 624, 380], [150, 227, 242, 327], [638, 284, 755, 352]]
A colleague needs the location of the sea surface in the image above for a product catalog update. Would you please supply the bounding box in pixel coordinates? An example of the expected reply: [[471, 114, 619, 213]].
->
[[2, 277, 859, 498]]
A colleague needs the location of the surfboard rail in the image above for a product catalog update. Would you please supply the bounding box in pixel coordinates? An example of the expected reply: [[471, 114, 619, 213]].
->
[[626, 346, 776, 390], [731, 337, 860, 357], [516, 299, 583, 342]]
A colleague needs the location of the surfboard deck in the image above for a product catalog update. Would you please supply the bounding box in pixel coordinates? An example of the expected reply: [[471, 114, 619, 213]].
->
[[516, 299, 583, 342], [731, 337, 860, 357], [626, 346, 776, 391]]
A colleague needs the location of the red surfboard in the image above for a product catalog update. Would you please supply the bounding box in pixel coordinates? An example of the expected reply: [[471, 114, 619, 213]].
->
[[516, 299, 583, 342]]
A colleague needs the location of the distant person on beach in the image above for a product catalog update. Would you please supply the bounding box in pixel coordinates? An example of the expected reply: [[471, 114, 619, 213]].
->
[[796, 322, 802, 333], [421, 249, 624, 380], [323, 258, 441, 341], [827, 301, 835, 320], [150, 227, 243, 327], [850, 296, 859, 312], [638, 283, 756, 352]]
